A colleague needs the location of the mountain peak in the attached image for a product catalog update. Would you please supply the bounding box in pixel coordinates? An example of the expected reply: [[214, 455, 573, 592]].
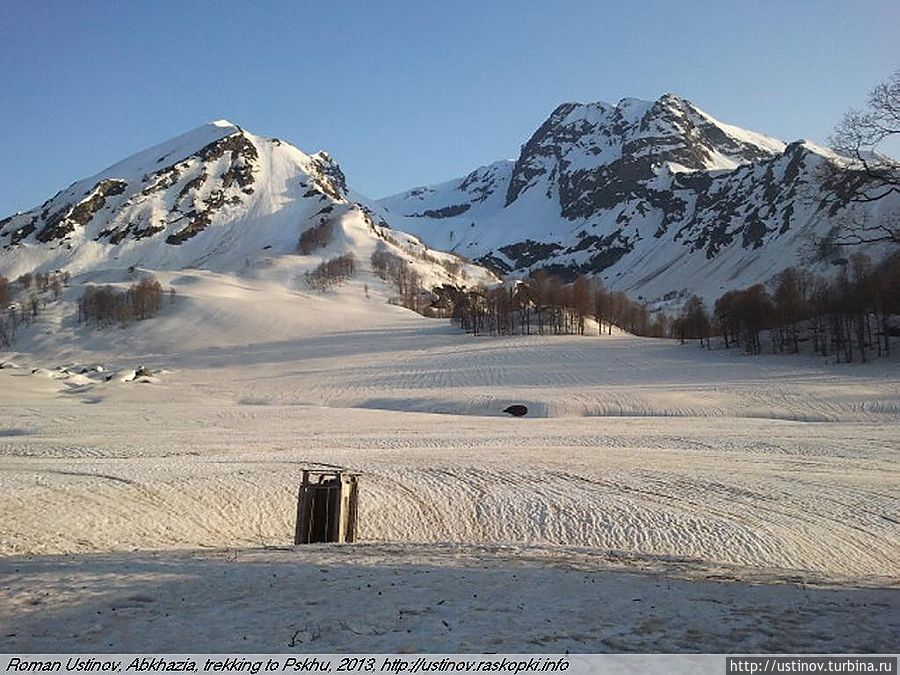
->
[[503, 91, 787, 208], [656, 92, 686, 104]]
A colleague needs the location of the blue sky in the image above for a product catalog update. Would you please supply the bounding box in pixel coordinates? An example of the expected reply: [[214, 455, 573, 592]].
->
[[0, 1, 897, 216]]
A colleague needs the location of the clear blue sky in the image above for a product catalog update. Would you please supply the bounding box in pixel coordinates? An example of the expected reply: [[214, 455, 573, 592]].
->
[[0, 1, 897, 216]]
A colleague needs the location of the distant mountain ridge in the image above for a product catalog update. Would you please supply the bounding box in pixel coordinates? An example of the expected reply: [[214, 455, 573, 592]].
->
[[378, 94, 897, 303]]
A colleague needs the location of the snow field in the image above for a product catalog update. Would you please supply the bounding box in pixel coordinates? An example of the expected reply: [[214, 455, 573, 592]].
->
[[1, 271, 898, 652], [1, 277, 897, 579]]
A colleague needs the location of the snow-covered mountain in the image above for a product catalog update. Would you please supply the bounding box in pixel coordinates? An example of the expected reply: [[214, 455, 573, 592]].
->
[[379, 94, 898, 303], [0, 120, 492, 293]]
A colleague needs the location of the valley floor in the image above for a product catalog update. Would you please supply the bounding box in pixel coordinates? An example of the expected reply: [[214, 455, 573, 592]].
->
[[0, 290, 898, 652], [2, 545, 897, 653]]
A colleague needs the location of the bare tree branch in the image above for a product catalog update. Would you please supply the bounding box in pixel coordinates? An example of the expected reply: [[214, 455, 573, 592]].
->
[[827, 70, 900, 208]]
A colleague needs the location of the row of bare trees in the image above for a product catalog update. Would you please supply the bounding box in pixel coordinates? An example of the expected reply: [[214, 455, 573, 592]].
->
[[304, 254, 356, 292], [448, 272, 665, 338], [440, 251, 897, 364], [2, 270, 69, 305], [78, 276, 164, 328], [14, 270, 70, 297], [370, 243, 429, 312], [676, 253, 899, 362]]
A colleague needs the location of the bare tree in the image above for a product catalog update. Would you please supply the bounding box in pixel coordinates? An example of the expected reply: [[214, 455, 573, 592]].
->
[[830, 70, 900, 205], [0, 308, 17, 347], [874, 251, 900, 355], [724, 285, 773, 355], [591, 280, 608, 335], [571, 275, 593, 335], [129, 277, 163, 320], [50, 276, 62, 300], [0, 278, 14, 347], [825, 210, 900, 249], [819, 70, 900, 247], [772, 267, 811, 353], [677, 295, 711, 347]]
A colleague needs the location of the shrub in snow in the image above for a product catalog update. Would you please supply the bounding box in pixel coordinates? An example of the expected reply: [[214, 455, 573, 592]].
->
[[298, 219, 335, 254]]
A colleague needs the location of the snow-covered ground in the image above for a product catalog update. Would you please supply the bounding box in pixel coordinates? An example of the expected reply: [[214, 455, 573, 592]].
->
[[1, 274, 898, 651], [2, 546, 897, 653]]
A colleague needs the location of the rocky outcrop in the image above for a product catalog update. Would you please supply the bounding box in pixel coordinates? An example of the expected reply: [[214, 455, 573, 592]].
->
[[35, 179, 128, 243], [309, 152, 347, 201]]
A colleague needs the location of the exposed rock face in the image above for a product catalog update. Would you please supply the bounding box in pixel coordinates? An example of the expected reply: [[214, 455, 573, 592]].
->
[[35, 179, 128, 243], [379, 94, 897, 300], [505, 95, 779, 215], [161, 133, 259, 245], [5, 217, 37, 246], [406, 204, 471, 219], [497, 240, 564, 271], [308, 152, 348, 201]]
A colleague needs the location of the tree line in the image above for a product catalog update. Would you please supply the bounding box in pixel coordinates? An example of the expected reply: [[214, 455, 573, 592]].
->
[[78, 276, 165, 328], [445, 271, 665, 338], [435, 252, 897, 365], [675, 252, 899, 362]]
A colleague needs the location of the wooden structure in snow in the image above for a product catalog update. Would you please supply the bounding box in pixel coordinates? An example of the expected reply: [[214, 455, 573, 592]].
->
[[294, 468, 360, 544]]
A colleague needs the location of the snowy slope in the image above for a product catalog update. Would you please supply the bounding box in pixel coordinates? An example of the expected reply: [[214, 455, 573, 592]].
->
[[1, 307, 897, 578], [0, 121, 494, 295], [1, 251, 897, 652], [379, 94, 898, 303]]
